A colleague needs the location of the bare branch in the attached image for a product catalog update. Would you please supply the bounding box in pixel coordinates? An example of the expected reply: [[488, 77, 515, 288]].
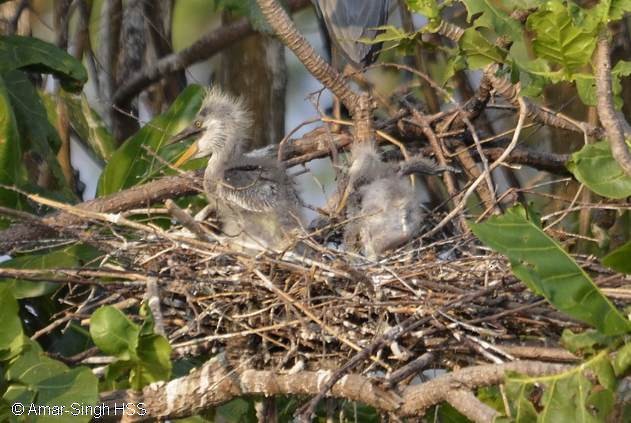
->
[[595, 31, 631, 177], [98, 355, 570, 421], [113, 0, 310, 106]]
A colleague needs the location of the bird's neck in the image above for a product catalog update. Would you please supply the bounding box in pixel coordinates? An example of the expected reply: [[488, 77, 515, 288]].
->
[[203, 134, 241, 187]]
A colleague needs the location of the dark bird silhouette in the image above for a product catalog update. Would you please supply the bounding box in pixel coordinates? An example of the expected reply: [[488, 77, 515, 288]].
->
[[312, 0, 391, 67]]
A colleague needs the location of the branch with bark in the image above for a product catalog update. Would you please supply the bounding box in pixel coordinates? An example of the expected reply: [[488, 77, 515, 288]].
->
[[0, 126, 571, 253], [98, 354, 570, 422], [112, 0, 311, 107], [595, 31, 631, 177]]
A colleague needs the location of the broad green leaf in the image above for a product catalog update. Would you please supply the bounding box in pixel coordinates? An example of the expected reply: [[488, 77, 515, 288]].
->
[[590, 0, 631, 21], [506, 351, 615, 422], [0, 245, 101, 299], [505, 381, 538, 421], [461, 0, 523, 40], [610, 0, 631, 20], [567, 140, 631, 199], [603, 240, 631, 274], [130, 334, 172, 389], [60, 92, 116, 162], [34, 367, 97, 422], [4, 346, 97, 423], [97, 85, 205, 196], [0, 73, 25, 211], [0, 286, 22, 352], [458, 28, 505, 69], [90, 306, 140, 361], [0, 35, 87, 92], [575, 61, 631, 108], [470, 205, 631, 336], [527, 1, 598, 77], [3, 70, 74, 199]]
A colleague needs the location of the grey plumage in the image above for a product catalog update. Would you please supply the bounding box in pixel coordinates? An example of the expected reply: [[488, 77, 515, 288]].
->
[[342, 141, 456, 258], [170, 88, 303, 252], [312, 0, 390, 66]]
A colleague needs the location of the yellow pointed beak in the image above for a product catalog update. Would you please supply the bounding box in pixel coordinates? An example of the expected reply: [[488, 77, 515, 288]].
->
[[336, 183, 352, 213], [173, 141, 199, 168]]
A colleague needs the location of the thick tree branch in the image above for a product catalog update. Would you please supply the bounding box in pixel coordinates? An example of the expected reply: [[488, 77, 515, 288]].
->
[[595, 31, 631, 177], [112, 0, 310, 106], [98, 355, 570, 421], [255, 0, 360, 113]]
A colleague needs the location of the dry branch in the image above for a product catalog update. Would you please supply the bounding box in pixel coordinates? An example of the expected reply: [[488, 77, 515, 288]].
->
[[595, 31, 631, 177], [99, 355, 570, 421], [113, 0, 311, 107], [255, 0, 360, 112]]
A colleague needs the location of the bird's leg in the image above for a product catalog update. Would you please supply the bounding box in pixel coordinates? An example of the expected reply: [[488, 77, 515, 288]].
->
[[194, 204, 214, 221]]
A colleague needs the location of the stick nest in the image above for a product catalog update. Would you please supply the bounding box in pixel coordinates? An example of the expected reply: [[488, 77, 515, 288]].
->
[[44, 205, 629, 381]]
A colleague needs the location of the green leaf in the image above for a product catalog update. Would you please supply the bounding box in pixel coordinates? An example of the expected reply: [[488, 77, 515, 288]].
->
[[0, 35, 87, 92], [97, 85, 205, 196], [130, 334, 172, 389], [610, 0, 631, 20], [526, 1, 598, 77], [575, 61, 631, 108], [0, 286, 22, 352], [461, 0, 523, 40], [458, 28, 505, 69], [0, 245, 101, 299], [4, 345, 97, 423], [602, 240, 631, 274], [506, 351, 616, 422], [470, 205, 631, 336], [0, 73, 25, 210], [90, 306, 140, 361], [3, 70, 76, 200], [613, 342, 631, 375], [60, 92, 116, 162], [567, 140, 631, 199], [561, 329, 613, 356]]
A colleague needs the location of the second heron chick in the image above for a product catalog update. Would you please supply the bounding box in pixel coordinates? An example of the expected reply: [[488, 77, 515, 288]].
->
[[342, 141, 456, 259], [170, 88, 304, 253]]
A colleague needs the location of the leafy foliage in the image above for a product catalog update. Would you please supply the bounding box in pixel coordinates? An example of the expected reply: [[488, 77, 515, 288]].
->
[[0, 36, 87, 92], [470, 205, 631, 336], [567, 141, 631, 199], [505, 350, 618, 422], [97, 85, 205, 196], [90, 305, 172, 390]]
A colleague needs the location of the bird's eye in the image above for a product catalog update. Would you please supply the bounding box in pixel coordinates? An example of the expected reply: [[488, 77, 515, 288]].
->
[[194, 120, 202, 128]]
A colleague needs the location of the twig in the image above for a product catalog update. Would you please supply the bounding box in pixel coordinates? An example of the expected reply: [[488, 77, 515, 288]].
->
[[423, 97, 528, 238]]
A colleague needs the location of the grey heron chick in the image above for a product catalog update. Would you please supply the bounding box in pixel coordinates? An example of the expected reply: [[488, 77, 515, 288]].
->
[[341, 141, 456, 258], [170, 88, 303, 252], [312, 0, 391, 66]]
